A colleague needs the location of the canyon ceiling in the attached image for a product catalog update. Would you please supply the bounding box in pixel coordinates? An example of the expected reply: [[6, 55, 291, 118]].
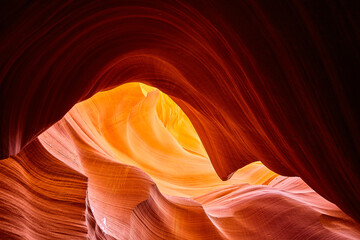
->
[[0, 0, 359, 239]]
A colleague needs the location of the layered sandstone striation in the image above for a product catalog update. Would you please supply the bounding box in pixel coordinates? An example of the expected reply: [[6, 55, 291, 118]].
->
[[0, 0, 359, 239]]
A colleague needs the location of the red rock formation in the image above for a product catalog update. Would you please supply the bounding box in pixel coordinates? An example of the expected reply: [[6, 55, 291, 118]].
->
[[0, 0, 359, 238], [0, 140, 88, 239], [1, 82, 359, 239]]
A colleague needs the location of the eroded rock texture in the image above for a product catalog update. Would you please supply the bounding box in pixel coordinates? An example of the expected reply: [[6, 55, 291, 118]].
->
[[0, 0, 359, 239]]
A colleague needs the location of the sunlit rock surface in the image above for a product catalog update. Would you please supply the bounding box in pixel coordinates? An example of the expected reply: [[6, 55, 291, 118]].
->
[[1, 83, 359, 239], [40, 83, 277, 197], [0, 0, 359, 239]]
